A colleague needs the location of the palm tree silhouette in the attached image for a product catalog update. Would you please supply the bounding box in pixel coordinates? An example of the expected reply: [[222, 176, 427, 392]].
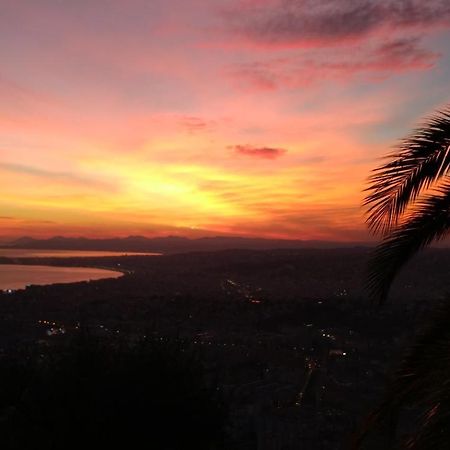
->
[[356, 107, 450, 449], [364, 107, 450, 302]]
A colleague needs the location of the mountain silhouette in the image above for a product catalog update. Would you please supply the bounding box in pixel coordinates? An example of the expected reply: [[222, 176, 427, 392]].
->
[[4, 235, 372, 254]]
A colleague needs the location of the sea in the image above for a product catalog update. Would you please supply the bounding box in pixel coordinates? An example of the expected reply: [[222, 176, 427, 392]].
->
[[0, 249, 160, 258], [0, 248, 158, 291]]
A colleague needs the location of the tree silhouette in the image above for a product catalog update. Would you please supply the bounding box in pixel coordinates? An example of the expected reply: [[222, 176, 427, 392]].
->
[[364, 107, 450, 302], [357, 107, 450, 449], [0, 335, 226, 450]]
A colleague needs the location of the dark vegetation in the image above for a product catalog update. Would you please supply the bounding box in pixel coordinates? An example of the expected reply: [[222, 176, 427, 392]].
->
[[0, 334, 225, 450]]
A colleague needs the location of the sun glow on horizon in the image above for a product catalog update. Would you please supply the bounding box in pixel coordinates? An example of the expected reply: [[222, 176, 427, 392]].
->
[[1, 1, 450, 241]]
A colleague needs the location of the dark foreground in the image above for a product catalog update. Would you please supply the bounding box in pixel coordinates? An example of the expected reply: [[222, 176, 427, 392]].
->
[[1, 248, 449, 449]]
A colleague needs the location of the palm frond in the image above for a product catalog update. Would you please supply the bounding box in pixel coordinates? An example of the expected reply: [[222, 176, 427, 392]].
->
[[354, 303, 450, 449], [367, 180, 450, 303], [364, 108, 450, 235], [406, 404, 450, 450]]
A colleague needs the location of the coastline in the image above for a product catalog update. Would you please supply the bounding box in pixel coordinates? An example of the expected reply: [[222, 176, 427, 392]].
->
[[0, 249, 160, 292]]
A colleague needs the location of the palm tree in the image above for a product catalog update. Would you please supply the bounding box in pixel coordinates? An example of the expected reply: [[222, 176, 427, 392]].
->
[[356, 107, 450, 449], [354, 301, 450, 450], [364, 107, 450, 302]]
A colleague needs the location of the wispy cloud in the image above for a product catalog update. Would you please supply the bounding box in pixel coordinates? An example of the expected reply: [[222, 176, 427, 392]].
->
[[225, 0, 450, 48], [0, 162, 116, 191], [229, 37, 438, 91], [179, 116, 214, 134]]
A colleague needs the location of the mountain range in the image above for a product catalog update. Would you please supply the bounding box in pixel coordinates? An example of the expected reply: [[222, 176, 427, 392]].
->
[[3, 236, 372, 254]]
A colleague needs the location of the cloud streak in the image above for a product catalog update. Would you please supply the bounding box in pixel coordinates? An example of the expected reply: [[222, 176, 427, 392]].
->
[[226, 0, 450, 48], [179, 116, 214, 134], [0, 162, 116, 191], [229, 37, 438, 90]]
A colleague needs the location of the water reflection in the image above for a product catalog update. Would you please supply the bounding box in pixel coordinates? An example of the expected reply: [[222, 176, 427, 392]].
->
[[0, 264, 122, 291]]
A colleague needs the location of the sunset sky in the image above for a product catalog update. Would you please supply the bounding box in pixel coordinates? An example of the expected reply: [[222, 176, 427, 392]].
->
[[1, 0, 450, 241]]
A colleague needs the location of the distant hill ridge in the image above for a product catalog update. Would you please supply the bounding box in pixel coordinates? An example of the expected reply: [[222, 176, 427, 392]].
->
[[3, 236, 372, 253]]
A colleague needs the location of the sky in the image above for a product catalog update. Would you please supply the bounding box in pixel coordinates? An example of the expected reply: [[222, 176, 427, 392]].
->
[[1, 0, 450, 241]]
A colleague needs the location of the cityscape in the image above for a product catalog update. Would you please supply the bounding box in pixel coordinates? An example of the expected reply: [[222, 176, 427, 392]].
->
[[1, 246, 450, 448]]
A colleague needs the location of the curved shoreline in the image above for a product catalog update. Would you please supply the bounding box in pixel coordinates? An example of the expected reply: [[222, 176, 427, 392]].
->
[[0, 249, 164, 292], [0, 263, 124, 292]]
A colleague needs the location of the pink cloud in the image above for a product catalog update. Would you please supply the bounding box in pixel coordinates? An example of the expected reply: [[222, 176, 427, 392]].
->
[[179, 116, 215, 134], [224, 0, 450, 48], [229, 37, 438, 91], [231, 144, 287, 158]]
